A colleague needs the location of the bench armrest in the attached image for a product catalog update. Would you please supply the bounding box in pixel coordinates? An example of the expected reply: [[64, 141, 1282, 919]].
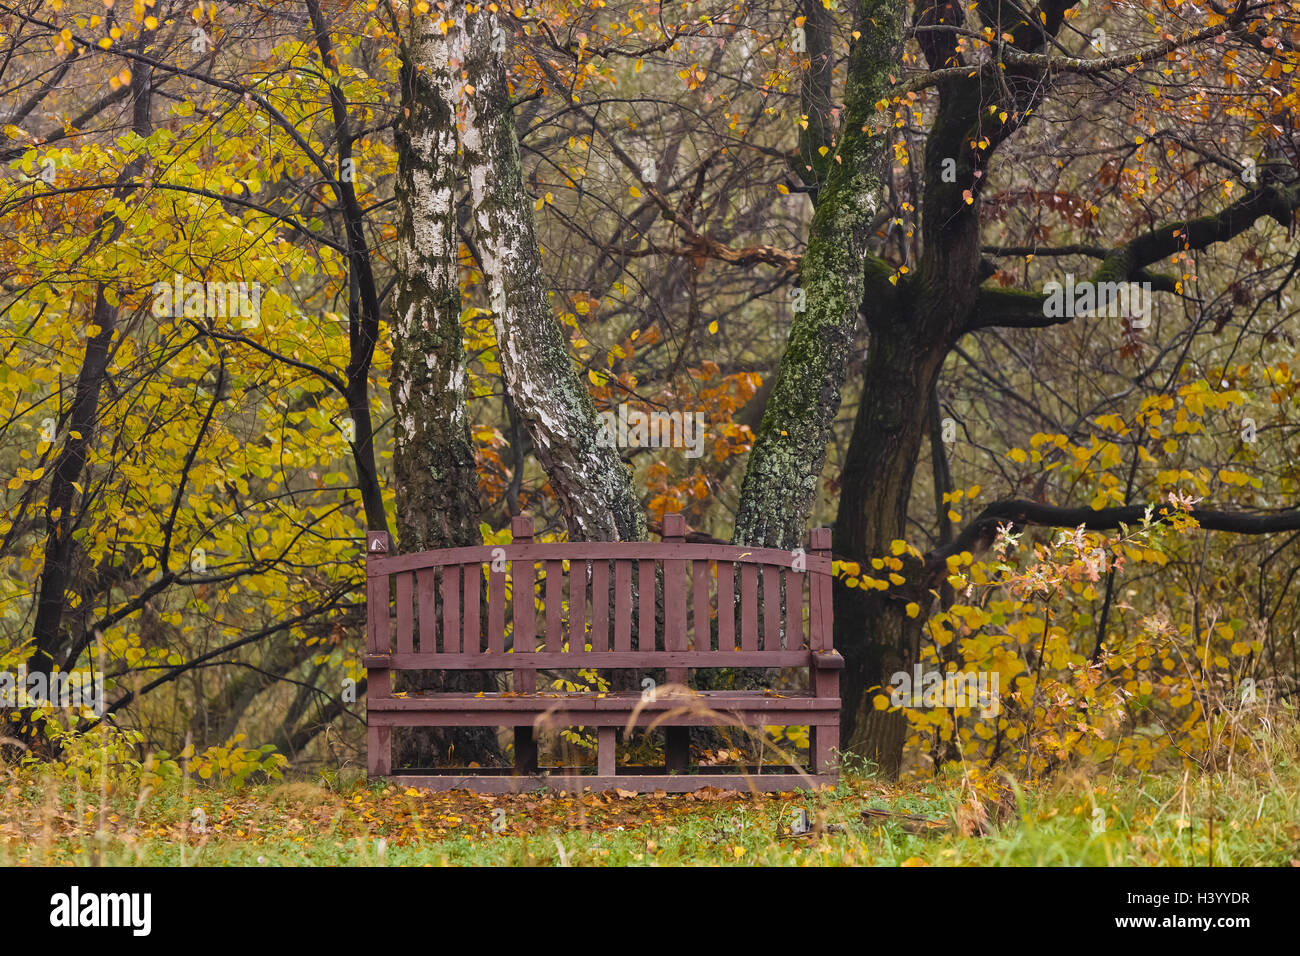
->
[[363, 654, 391, 668], [810, 649, 844, 669]]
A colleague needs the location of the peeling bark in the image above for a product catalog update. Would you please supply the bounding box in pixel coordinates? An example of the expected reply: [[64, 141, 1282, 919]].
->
[[458, 7, 645, 542], [390, 13, 498, 767], [391, 14, 480, 553]]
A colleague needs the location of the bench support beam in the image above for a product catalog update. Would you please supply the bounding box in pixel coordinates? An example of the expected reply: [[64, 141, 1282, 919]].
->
[[811, 723, 838, 775], [597, 727, 616, 776], [367, 724, 391, 776], [665, 727, 689, 772], [514, 726, 538, 774]]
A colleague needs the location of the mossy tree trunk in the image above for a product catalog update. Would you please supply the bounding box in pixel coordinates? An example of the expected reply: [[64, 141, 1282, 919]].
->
[[732, 0, 905, 550]]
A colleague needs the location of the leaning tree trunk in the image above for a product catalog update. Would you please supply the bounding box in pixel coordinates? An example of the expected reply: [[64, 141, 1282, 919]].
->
[[459, 6, 644, 543], [389, 11, 499, 766], [732, 0, 904, 549]]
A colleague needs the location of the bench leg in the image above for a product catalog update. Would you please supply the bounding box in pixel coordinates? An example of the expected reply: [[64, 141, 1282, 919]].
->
[[514, 726, 538, 774], [367, 723, 391, 776], [811, 722, 838, 776], [597, 727, 616, 776], [665, 727, 690, 772]]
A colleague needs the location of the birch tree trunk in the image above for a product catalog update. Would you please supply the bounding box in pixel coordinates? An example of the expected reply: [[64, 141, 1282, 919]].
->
[[458, 7, 645, 542], [390, 13, 498, 767], [391, 14, 480, 553]]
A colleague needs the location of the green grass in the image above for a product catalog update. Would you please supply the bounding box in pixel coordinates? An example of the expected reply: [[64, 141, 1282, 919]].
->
[[3, 725, 1297, 866]]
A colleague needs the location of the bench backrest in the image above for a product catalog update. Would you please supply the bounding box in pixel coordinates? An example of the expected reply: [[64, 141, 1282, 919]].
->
[[365, 515, 832, 674]]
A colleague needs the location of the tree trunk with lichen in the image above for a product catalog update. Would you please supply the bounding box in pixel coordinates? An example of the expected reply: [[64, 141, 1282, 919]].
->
[[390, 12, 499, 767], [460, 8, 644, 543], [732, 0, 905, 550]]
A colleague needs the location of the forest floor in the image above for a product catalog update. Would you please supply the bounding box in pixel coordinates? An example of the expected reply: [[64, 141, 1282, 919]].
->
[[3, 730, 1298, 866]]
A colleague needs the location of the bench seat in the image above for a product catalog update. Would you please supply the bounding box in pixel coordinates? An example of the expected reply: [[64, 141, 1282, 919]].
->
[[367, 686, 842, 718]]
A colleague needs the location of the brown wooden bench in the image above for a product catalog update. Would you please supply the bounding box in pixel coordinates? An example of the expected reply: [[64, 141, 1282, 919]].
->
[[363, 514, 842, 792]]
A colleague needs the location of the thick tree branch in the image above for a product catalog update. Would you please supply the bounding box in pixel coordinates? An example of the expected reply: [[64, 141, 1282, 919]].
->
[[927, 498, 1300, 569]]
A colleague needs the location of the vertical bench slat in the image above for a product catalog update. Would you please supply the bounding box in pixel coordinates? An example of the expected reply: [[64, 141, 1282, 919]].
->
[[762, 565, 780, 651], [441, 564, 461, 653], [568, 560, 587, 653], [740, 564, 758, 652], [367, 573, 390, 654], [809, 528, 831, 651], [691, 559, 710, 651], [716, 562, 735, 651], [785, 567, 805, 650], [463, 563, 481, 654], [663, 515, 688, 685], [512, 516, 536, 693], [513, 561, 536, 653], [416, 568, 436, 653], [544, 560, 563, 652], [638, 559, 656, 652], [396, 572, 414, 656], [488, 558, 505, 654], [591, 560, 610, 652], [663, 518, 688, 652], [614, 560, 632, 652]]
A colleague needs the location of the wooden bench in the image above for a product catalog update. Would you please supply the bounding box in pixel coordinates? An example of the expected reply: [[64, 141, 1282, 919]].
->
[[363, 514, 842, 792]]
